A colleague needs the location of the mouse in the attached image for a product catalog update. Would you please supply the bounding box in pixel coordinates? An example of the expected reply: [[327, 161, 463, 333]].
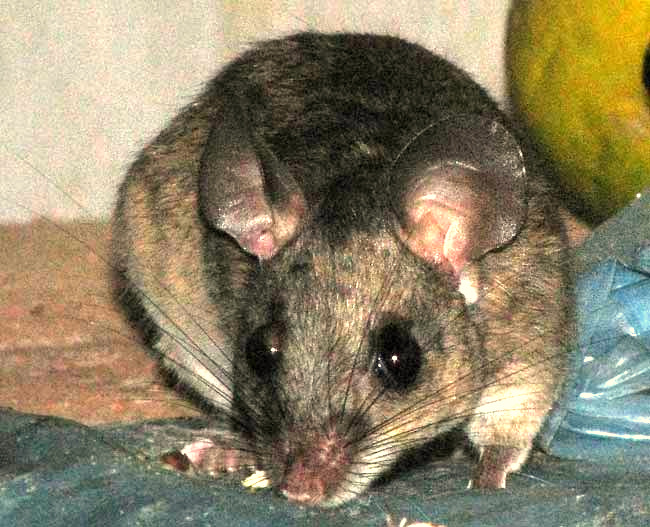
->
[[111, 31, 571, 507]]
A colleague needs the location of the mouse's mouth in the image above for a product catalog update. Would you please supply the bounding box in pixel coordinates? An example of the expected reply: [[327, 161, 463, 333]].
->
[[262, 419, 398, 508]]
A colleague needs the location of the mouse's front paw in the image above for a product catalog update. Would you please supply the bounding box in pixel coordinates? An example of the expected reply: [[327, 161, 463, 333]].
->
[[161, 437, 256, 476], [468, 445, 528, 489]]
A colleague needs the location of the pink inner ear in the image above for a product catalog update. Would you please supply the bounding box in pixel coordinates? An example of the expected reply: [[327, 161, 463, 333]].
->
[[396, 158, 524, 277], [239, 229, 279, 260], [235, 191, 307, 260], [393, 115, 527, 274], [398, 200, 474, 276]]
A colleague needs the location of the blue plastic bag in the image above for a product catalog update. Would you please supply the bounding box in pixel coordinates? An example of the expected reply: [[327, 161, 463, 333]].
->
[[541, 192, 650, 460]]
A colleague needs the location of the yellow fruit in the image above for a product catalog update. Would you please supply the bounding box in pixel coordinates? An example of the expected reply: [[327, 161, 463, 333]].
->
[[508, 2, 650, 222]]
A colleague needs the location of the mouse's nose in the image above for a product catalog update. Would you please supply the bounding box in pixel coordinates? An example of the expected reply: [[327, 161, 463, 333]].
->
[[279, 429, 349, 506]]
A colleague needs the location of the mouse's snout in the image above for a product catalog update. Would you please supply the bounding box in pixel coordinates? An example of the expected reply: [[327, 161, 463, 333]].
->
[[276, 424, 352, 506]]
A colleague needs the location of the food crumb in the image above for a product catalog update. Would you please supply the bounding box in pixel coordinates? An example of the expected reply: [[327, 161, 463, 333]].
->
[[242, 469, 271, 489]]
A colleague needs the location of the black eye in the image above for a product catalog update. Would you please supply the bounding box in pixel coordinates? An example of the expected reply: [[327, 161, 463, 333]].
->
[[245, 322, 284, 377], [372, 322, 422, 391]]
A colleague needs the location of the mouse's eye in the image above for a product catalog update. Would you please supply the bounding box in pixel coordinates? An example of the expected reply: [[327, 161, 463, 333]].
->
[[245, 322, 284, 377], [372, 322, 422, 391]]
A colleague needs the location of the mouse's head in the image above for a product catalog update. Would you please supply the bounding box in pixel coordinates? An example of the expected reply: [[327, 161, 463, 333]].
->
[[200, 105, 529, 505], [231, 221, 486, 506]]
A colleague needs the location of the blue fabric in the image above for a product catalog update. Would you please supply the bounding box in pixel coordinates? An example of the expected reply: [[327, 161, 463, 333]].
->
[[2, 409, 649, 526]]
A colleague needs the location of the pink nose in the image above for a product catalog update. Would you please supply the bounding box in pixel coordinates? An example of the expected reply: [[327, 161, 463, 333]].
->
[[279, 431, 349, 506]]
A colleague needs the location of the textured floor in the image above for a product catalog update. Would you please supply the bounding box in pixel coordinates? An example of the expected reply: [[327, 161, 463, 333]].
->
[[3, 407, 649, 527]]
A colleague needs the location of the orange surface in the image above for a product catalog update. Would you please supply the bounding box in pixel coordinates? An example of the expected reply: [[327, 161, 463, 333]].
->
[[0, 220, 199, 425]]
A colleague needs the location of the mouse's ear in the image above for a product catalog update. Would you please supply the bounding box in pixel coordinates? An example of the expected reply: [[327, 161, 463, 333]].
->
[[392, 114, 527, 276], [199, 97, 305, 260]]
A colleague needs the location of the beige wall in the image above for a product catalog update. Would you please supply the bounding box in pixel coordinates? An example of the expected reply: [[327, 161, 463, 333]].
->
[[1, 1, 510, 222]]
